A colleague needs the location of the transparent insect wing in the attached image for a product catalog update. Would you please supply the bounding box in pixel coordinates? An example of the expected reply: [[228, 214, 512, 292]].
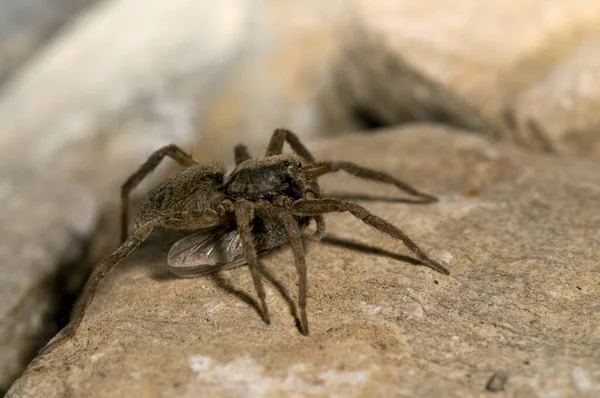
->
[[167, 228, 246, 277]]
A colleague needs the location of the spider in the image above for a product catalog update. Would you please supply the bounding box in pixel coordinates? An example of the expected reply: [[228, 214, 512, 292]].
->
[[41, 128, 448, 354]]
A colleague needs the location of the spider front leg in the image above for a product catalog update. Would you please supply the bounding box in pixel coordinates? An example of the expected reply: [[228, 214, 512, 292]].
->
[[309, 161, 437, 202], [41, 207, 225, 355], [234, 144, 252, 165], [264, 128, 324, 202], [235, 200, 271, 324], [121, 144, 198, 242], [265, 128, 316, 162], [40, 221, 157, 355], [311, 215, 326, 242], [291, 198, 449, 275], [256, 206, 309, 335]]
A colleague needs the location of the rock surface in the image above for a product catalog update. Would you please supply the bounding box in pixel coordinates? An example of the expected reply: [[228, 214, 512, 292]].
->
[[4, 0, 600, 393], [8, 125, 600, 397], [0, 0, 350, 389], [339, 0, 600, 156], [512, 36, 600, 158]]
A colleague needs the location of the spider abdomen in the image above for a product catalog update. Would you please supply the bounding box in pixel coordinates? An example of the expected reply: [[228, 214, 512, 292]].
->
[[135, 164, 227, 227]]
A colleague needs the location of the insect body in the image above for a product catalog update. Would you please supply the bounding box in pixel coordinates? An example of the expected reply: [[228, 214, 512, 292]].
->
[[167, 217, 310, 277], [41, 128, 448, 354], [167, 227, 245, 276]]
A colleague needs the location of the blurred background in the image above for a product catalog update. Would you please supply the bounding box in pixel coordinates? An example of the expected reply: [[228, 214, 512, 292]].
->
[[1, 0, 600, 392]]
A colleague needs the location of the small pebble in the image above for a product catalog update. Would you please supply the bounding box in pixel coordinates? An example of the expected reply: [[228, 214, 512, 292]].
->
[[486, 370, 508, 392]]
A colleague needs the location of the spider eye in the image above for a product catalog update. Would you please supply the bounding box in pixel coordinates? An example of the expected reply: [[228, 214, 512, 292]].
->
[[283, 160, 290, 167], [297, 161, 302, 168]]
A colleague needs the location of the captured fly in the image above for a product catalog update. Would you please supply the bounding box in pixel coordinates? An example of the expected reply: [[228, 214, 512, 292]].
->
[[167, 217, 311, 277], [167, 227, 245, 277]]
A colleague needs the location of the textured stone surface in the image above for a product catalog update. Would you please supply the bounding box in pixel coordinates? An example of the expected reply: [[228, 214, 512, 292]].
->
[[339, 0, 600, 155], [0, 0, 351, 390], [8, 125, 600, 397], [0, 174, 97, 393]]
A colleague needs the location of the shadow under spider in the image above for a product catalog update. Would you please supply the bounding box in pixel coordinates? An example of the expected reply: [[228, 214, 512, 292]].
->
[[149, 217, 435, 332], [320, 235, 428, 269], [151, 259, 302, 333], [209, 265, 302, 332]]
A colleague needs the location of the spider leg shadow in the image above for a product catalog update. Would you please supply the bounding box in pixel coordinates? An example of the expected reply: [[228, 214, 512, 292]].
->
[[206, 263, 302, 333], [150, 253, 303, 333], [208, 273, 262, 318], [260, 265, 303, 333], [321, 235, 427, 269]]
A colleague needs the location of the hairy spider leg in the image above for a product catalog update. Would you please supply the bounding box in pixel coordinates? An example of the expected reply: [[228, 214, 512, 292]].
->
[[121, 144, 198, 242], [291, 198, 449, 275], [42, 205, 227, 355], [265, 128, 316, 162], [40, 221, 157, 355], [234, 144, 252, 165], [235, 200, 271, 324], [264, 128, 326, 239], [256, 206, 309, 335], [309, 161, 437, 202]]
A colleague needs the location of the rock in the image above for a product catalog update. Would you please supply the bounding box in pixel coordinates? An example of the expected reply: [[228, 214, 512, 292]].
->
[[0, 0, 93, 87], [338, 0, 600, 156], [0, 0, 249, 390], [194, 0, 356, 160], [0, 172, 97, 394], [486, 370, 508, 392], [0, 0, 359, 390], [8, 125, 600, 396], [512, 37, 600, 158]]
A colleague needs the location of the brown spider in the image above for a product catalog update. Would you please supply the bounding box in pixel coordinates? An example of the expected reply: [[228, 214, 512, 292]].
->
[[41, 129, 448, 354]]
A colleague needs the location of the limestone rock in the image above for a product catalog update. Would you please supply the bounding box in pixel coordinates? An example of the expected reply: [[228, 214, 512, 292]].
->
[[0, 0, 247, 389], [8, 125, 600, 396], [0, 0, 353, 390], [339, 0, 600, 156], [512, 37, 600, 158]]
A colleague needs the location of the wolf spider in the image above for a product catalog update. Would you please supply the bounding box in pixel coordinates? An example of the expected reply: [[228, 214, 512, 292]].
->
[[41, 129, 448, 354]]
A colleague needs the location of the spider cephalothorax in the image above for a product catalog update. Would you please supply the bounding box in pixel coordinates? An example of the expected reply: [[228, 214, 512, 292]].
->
[[41, 128, 448, 354], [226, 154, 308, 201]]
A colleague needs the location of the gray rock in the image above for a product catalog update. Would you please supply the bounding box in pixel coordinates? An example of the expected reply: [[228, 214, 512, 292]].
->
[[512, 37, 600, 158], [8, 125, 600, 396], [0, 0, 92, 87], [337, 0, 600, 155], [0, 0, 359, 389]]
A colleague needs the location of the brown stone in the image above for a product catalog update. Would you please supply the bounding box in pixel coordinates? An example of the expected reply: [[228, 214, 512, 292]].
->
[[8, 125, 600, 396], [0, 1, 355, 389]]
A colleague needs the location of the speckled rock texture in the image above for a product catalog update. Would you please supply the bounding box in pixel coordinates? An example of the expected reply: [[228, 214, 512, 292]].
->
[[339, 0, 600, 157], [8, 125, 600, 397]]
